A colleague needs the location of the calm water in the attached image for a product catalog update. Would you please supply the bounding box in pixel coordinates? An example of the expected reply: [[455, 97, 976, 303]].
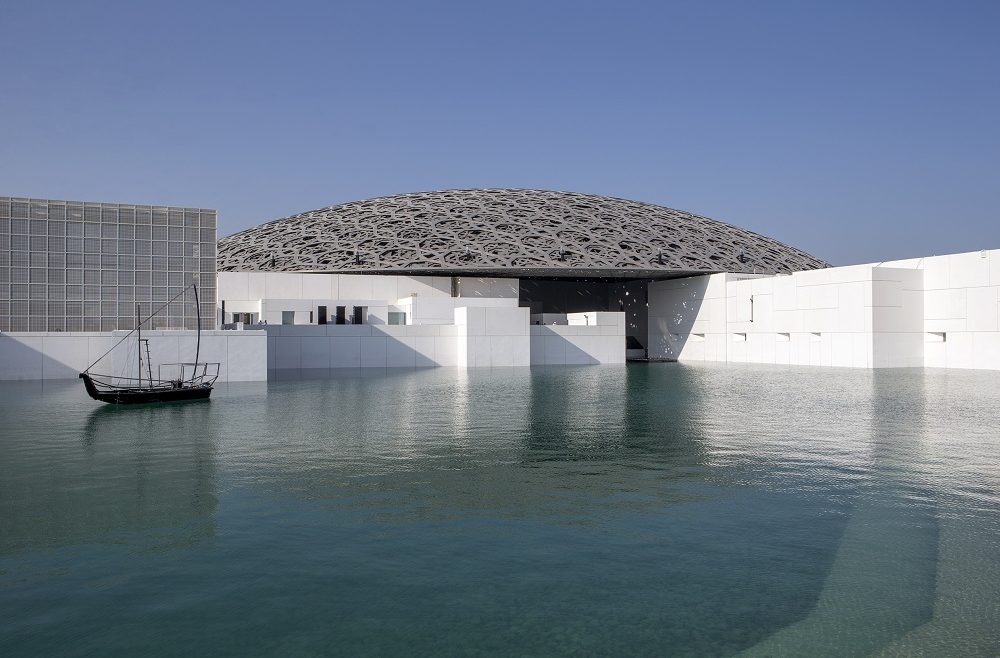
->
[[1, 364, 998, 657]]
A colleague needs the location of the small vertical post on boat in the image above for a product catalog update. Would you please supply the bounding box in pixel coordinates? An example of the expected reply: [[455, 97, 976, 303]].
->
[[193, 283, 201, 380]]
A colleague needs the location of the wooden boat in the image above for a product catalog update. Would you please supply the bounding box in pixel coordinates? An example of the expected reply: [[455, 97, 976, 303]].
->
[[80, 283, 219, 405]]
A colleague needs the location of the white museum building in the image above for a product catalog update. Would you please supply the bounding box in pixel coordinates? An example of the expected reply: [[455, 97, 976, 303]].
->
[[1, 191, 998, 380]]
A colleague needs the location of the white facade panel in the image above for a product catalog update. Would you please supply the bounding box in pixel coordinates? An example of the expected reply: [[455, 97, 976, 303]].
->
[[647, 249, 1000, 370]]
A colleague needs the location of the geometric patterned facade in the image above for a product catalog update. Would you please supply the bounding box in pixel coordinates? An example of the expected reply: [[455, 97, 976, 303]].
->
[[218, 188, 827, 278], [0, 197, 217, 332]]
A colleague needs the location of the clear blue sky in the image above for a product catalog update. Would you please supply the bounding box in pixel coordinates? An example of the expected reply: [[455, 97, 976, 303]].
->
[[2, 0, 998, 265]]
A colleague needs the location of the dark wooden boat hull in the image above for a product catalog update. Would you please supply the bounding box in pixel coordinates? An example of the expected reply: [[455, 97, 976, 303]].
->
[[79, 373, 212, 405]]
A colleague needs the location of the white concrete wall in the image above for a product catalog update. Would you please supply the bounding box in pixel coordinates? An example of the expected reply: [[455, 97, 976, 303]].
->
[[648, 273, 732, 362], [649, 269, 924, 368], [455, 306, 531, 368], [266, 305, 533, 370], [530, 312, 626, 365], [647, 248, 1000, 370], [265, 324, 461, 370], [218, 272, 520, 327], [221, 272, 622, 371], [0, 330, 267, 381], [882, 250, 1000, 369]]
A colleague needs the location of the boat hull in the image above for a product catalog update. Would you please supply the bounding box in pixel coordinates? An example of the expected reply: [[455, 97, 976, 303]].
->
[[79, 373, 213, 405]]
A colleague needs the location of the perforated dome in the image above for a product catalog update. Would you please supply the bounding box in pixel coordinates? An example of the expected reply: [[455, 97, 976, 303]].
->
[[218, 189, 827, 278]]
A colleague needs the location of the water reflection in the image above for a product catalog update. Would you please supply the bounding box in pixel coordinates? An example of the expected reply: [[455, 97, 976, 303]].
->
[[0, 384, 217, 555]]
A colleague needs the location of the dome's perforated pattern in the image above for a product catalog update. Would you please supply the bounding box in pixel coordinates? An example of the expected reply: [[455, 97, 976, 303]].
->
[[218, 189, 827, 276]]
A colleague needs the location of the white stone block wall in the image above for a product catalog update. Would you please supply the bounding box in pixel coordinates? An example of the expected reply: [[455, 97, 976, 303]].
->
[[530, 312, 626, 365], [648, 273, 732, 362], [0, 330, 267, 381], [882, 250, 1000, 369], [455, 306, 531, 368], [265, 324, 461, 370], [218, 272, 451, 325], [649, 268, 920, 368], [217, 272, 519, 325], [647, 248, 1000, 370]]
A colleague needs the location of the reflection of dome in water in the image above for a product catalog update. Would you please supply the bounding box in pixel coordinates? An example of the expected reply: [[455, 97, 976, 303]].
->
[[218, 188, 827, 277]]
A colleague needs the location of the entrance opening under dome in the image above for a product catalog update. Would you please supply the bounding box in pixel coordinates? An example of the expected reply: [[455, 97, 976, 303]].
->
[[519, 278, 649, 360]]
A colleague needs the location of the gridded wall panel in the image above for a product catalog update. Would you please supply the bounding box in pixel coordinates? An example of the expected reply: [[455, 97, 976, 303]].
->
[[0, 197, 217, 332]]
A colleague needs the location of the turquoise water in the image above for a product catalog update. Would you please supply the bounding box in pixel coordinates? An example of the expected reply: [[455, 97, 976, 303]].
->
[[1, 364, 998, 657]]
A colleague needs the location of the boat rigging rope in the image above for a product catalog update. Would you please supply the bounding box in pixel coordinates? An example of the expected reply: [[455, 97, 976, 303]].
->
[[82, 283, 198, 374]]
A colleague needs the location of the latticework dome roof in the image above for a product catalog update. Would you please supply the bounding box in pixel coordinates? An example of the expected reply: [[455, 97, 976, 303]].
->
[[218, 189, 827, 278]]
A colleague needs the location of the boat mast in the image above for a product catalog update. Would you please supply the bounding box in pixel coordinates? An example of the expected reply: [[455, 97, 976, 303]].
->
[[193, 283, 201, 377], [136, 302, 142, 386]]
